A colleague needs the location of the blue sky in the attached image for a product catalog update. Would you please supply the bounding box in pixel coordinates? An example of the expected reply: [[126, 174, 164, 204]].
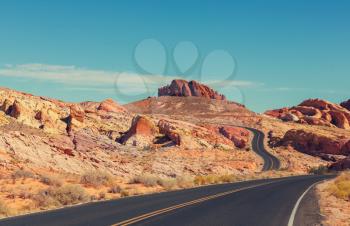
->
[[0, 0, 349, 112]]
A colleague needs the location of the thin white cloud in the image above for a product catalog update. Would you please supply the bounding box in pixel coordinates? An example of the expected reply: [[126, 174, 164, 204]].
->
[[0, 63, 260, 96]]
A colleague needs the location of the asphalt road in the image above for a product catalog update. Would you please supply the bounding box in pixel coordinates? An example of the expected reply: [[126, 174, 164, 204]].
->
[[246, 127, 280, 171], [0, 175, 333, 226]]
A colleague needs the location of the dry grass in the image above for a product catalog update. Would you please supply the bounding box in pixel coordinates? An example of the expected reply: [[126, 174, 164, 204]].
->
[[130, 173, 160, 187], [326, 171, 350, 201], [80, 170, 113, 187], [33, 184, 90, 208], [194, 174, 237, 185], [39, 174, 63, 187], [0, 200, 11, 217], [11, 170, 35, 180]]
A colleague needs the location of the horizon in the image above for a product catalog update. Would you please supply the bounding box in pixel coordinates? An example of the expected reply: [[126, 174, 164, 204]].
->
[[0, 0, 349, 112]]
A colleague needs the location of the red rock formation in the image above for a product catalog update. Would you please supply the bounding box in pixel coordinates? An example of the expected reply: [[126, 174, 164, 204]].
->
[[8, 100, 24, 119], [97, 99, 126, 113], [282, 129, 350, 156], [158, 80, 226, 101], [218, 126, 250, 148], [158, 119, 181, 146], [265, 99, 350, 130], [118, 115, 158, 144], [340, 99, 350, 111], [329, 158, 350, 171]]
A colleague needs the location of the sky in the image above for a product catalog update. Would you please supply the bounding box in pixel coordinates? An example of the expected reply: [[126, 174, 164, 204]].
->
[[0, 0, 349, 112]]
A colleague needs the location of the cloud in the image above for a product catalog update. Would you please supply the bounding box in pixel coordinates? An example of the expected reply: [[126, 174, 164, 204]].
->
[[0, 63, 261, 100]]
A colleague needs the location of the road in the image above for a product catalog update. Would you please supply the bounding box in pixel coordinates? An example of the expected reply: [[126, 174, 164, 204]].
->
[[0, 175, 333, 226], [246, 127, 280, 171]]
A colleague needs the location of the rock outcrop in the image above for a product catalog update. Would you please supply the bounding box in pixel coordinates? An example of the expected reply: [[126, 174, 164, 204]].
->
[[117, 115, 158, 147], [340, 99, 350, 111], [282, 129, 350, 156], [97, 99, 126, 113], [158, 79, 226, 101], [218, 126, 249, 149], [158, 119, 181, 146], [329, 157, 350, 171], [265, 99, 350, 130]]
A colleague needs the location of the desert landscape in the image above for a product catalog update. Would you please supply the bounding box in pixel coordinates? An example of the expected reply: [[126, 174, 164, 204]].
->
[[0, 79, 349, 225]]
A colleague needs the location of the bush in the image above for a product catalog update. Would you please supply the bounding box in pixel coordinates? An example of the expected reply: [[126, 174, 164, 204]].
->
[[80, 170, 113, 187], [327, 172, 350, 201], [176, 175, 194, 188], [130, 173, 160, 187], [308, 165, 329, 175], [158, 178, 177, 190], [0, 200, 11, 217], [108, 184, 122, 194], [34, 184, 90, 208], [39, 175, 63, 187], [11, 170, 35, 180]]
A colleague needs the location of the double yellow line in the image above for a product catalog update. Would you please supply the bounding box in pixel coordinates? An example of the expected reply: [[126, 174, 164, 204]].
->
[[112, 182, 273, 226]]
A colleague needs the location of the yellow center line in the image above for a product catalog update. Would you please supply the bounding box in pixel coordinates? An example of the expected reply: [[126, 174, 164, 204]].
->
[[111, 181, 274, 226]]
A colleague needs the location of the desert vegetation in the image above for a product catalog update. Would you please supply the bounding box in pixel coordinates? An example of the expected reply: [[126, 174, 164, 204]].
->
[[326, 171, 350, 201]]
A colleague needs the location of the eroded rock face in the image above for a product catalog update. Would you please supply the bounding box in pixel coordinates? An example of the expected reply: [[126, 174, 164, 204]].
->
[[266, 99, 350, 130], [118, 115, 158, 146], [329, 157, 350, 171], [158, 80, 226, 101], [341, 99, 350, 111], [66, 104, 85, 134], [97, 99, 126, 113], [158, 119, 181, 146], [218, 126, 249, 149], [282, 129, 350, 156]]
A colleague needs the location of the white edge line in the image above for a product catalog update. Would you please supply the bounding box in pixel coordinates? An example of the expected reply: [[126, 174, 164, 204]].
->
[[287, 180, 324, 226]]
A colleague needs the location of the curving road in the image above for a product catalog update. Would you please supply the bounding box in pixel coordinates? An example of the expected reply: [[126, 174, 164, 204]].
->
[[245, 127, 280, 171]]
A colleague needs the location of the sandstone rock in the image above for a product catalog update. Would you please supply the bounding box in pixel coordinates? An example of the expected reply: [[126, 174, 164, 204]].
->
[[158, 80, 226, 101], [1, 99, 12, 113], [118, 115, 158, 147], [340, 99, 350, 111], [8, 100, 23, 119], [218, 126, 249, 148], [329, 158, 350, 171], [281, 113, 299, 122], [282, 129, 350, 156], [265, 98, 350, 130], [97, 99, 126, 113], [66, 105, 85, 134], [158, 119, 181, 146]]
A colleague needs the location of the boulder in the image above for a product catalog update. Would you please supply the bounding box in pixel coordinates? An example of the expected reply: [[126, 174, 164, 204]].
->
[[158, 119, 181, 146], [218, 126, 250, 148], [118, 115, 158, 146], [340, 99, 350, 111], [97, 99, 126, 113], [158, 79, 226, 101], [281, 113, 299, 122]]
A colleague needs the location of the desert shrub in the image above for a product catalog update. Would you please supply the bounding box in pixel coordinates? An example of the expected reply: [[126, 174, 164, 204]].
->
[[108, 184, 122, 194], [158, 178, 177, 190], [34, 184, 90, 208], [11, 170, 35, 180], [176, 175, 195, 188], [0, 200, 11, 217], [80, 170, 113, 187], [308, 165, 329, 175], [39, 175, 63, 187], [98, 192, 106, 200], [327, 171, 350, 201], [130, 173, 160, 187], [194, 174, 236, 186]]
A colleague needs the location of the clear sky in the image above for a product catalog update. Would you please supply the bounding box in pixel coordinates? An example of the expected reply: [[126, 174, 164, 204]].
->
[[0, 0, 349, 112]]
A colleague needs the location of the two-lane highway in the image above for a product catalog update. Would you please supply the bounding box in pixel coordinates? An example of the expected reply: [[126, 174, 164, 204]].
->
[[0, 175, 333, 226]]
